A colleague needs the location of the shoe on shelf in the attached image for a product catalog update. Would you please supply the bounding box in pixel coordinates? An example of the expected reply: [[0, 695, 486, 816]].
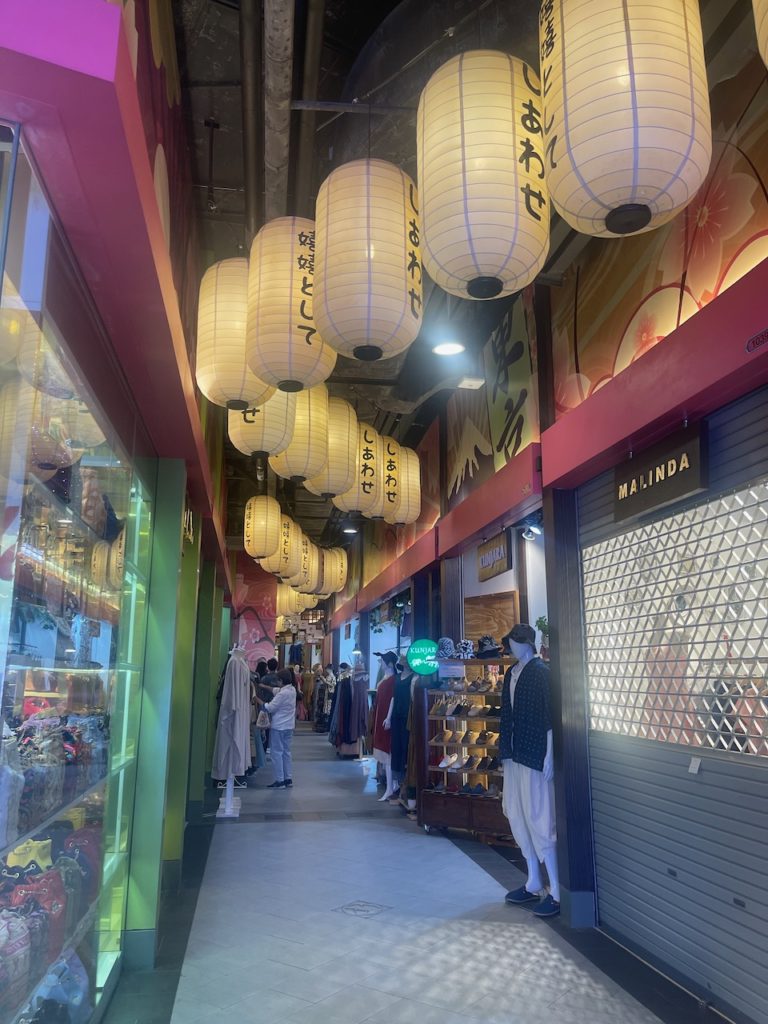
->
[[284, 779, 293, 788], [459, 783, 472, 794], [267, 780, 285, 789], [438, 753, 458, 769], [476, 730, 491, 745], [464, 755, 481, 771], [472, 783, 487, 795], [467, 704, 485, 718], [475, 757, 491, 771], [533, 894, 561, 917], [505, 886, 540, 905], [487, 757, 502, 772], [430, 730, 451, 745]]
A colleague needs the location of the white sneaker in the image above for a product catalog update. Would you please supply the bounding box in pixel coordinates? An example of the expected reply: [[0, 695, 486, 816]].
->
[[438, 753, 458, 769]]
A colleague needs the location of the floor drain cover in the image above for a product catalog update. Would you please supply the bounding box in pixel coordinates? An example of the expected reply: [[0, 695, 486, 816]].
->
[[334, 900, 391, 918]]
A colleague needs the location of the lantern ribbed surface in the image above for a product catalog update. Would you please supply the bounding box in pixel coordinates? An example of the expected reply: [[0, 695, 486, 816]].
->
[[329, 547, 348, 593], [314, 159, 423, 362], [259, 515, 303, 579], [298, 594, 319, 611], [247, 217, 337, 391], [417, 51, 550, 300], [386, 447, 421, 525], [286, 534, 313, 587], [297, 543, 321, 594], [196, 258, 275, 410], [269, 383, 329, 482], [754, 0, 768, 68], [276, 582, 300, 617], [244, 495, 281, 559], [541, 0, 711, 237], [381, 436, 401, 521], [332, 423, 382, 517], [304, 397, 358, 498], [228, 390, 296, 457]]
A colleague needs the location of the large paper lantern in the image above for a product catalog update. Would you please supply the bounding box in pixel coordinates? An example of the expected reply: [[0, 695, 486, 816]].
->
[[246, 217, 337, 392], [297, 593, 319, 612], [380, 436, 401, 521], [327, 547, 348, 593], [286, 534, 314, 587], [417, 51, 550, 300], [276, 583, 300, 617], [332, 423, 382, 517], [314, 159, 423, 361], [540, 0, 711, 236], [196, 258, 275, 410], [385, 447, 421, 525], [269, 384, 329, 483], [259, 515, 303, 579], [228, 390, 296, 457], [304, 397, 357, 498], [0, 379, 81, 486], [297, 543, 321, 594], [244, 495, 281, 559], [754, 0, 768, 68]]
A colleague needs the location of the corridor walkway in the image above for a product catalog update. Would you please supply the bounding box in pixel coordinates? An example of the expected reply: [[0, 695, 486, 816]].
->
[[167, 731, 666, 1024]]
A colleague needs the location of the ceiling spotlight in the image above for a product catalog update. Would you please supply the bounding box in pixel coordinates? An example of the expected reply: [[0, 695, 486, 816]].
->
[[522, 527, 535, 541], [395, 599, 405, 608], [528, 523, 542, 536], [352, 645, 363, 656], [342, 519, 358, 535], [456, 375, 485, 390], [432, 341, 465, 356]]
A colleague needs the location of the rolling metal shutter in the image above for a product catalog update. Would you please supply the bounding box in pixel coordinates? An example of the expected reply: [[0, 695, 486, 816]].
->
[[579, 385, 768, 1024]]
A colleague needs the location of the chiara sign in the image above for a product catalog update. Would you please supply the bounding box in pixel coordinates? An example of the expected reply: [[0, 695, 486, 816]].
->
[[477, 529, 513, 582], [614, 425, 707, 521]]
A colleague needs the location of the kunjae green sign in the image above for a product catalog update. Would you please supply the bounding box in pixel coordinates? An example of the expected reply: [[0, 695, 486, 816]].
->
[[406, 638, 438, 676]]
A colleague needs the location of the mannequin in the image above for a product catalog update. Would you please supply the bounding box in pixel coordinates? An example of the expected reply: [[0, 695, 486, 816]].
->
[[372, 651, 398, 801], [211, 645, 252, 816], [499, 623, 560, 917]]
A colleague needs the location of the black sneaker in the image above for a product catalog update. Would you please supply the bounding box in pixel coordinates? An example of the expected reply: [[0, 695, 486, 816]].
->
[[267, 780, 285, 789], [284, 779, 293, 788]]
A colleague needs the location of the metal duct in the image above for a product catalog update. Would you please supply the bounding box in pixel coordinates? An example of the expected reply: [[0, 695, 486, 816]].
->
[[239, 0, 265, 242], [264, 0, 295, 220]]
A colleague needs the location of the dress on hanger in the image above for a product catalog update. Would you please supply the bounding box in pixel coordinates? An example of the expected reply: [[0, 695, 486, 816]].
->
[[211, 649, 252, 779]]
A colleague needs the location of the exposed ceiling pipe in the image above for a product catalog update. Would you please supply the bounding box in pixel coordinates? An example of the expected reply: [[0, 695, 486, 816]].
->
[[239, 0, 265, 245], [294, 0, 326, 218], [264, 0, 295, 219]]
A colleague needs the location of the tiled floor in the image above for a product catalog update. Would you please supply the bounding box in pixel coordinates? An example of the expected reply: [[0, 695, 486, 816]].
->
[[166, 731, 665, 1024]]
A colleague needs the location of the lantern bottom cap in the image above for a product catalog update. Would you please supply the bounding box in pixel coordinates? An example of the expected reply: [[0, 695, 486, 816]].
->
[[353, 345, 383, 361], [226, 399, 250, 411], [290, 475, 307, 484], [467, 276, 503, 299], [278, 380, 304, 393], [605, 203, 652, 235]]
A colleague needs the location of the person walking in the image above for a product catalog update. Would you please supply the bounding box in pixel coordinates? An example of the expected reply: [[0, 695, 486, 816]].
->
[[255, 667, 297, 789]]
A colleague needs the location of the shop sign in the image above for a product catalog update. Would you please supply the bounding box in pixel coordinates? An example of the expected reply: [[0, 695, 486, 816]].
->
[[477, 529, 513, 582], [614, 424, 707, 522], [406, 638, 438, 676]]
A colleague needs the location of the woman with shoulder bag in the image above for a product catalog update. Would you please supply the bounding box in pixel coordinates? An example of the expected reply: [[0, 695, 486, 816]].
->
[[254, 668, 297, 789]]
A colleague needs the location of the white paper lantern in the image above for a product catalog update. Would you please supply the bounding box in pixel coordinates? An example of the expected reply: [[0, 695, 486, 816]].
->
[[304, 397, 357, 498], [259, 515, 303, 579], [332, 423, 382, 517], [754, 0, 768, 68], [417, 51, 550, 300], [297, 593, 319, 611], [0, 283, 28, 366], [385, 447, 421, 525], [244, 495, 281, 559], [540, 0, 711, 236], [276, 582, 300, 617], [297, 543, 321, 594], [286, 533, 314, 587], [314, 159, 423, 361], [0, 379, 82, 486], [246, 217, 337, 391], [269, 384, 329, 483], [328, 547, 348, 593], [196, 258, 275, 410], [228, 390, 296, 457]]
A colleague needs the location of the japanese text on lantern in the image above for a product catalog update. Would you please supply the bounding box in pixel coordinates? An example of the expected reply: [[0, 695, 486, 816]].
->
[[361, 428, 375, 495], [518, 64, 548, 223], [407, 185, 422, 320], [385, 440, 398, 506], [296, 229, 316, 345], [538, 0, 558, 173]]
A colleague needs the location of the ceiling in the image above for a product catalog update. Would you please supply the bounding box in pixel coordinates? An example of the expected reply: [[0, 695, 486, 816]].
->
[[172, 0, 757, 549]]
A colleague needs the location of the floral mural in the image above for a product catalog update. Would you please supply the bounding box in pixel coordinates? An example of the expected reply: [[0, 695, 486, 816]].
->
[[232, 552, 277, 669], [551, 56, 768, 419]]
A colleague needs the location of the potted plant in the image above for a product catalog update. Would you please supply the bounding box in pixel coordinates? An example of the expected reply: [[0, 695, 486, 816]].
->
[[535, 615, 550, 661]]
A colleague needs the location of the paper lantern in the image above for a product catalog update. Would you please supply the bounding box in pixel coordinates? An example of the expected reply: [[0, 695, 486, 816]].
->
[[385, 447, 421, 525], [17, 318, 75, 398], [314, 159, 423, 361], [246, 217, 337, 392], [297, 593, 319, 611], [380, 436, 401, 521], [196, 258, 275, 410], [269, 384, 329, 483], [328, 547, 348, 593], [540, 0, 711, 236], [228, 391, 296, 457], [108, 530, 126, 590], [304, 397, 357, 498], [297, 543, 321, 594], [417, 51, 550, 300], [0, 379, 81, 487], [244, 495, 281, 559], [754, 0, 768, 68], [259, 515, 303, 579], [276, 583, 300, 617], [0, 283, 28, 366], [91, 542, 110, 588], [286, 533, 314, 587], [332, 423, 382, 517]]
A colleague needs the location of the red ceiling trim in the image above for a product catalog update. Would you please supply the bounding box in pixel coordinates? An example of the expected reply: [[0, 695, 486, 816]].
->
[[541, 259, 768, 489]]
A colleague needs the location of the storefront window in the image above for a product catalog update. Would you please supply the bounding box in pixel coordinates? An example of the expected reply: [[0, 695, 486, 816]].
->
[[583, 482, 768, 757], [0, 131, 153, 1021]]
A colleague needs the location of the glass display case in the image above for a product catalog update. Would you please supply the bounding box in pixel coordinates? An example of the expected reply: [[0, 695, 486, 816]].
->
[[0, 126, 154, 1023]]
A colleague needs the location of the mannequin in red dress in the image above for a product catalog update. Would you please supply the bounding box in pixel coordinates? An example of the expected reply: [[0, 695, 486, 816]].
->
[[372, 651, 399, 801]]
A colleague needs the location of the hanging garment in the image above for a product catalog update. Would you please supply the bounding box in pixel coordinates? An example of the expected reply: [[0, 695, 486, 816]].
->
[[211, 649, 252, 779], [372, 673, 396, 763], [390, 674, 412, 777]]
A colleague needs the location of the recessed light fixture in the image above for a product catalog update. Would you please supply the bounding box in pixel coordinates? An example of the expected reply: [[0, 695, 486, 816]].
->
[[456, 375, 485, 390], [432, 341, 465, 356], [342, 519, 358, 535], [522, 527, 535, 541]]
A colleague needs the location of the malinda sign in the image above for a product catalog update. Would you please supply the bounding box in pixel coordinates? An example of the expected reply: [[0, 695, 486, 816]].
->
[[614, 424, 707, 522]]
